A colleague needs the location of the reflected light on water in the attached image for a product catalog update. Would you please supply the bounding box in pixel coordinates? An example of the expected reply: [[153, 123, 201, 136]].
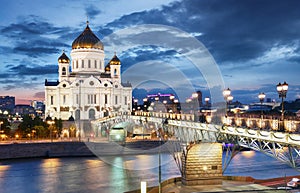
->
[[85, 159, 103, 168], [241, 151, 255, 158], [41, 158, 62, 173], [0, 165, 10, 179], [40, 158, 62, 192], [0, 165, 11, 171]]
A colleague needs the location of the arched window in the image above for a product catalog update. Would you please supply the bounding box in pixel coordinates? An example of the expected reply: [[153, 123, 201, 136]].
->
[[81, 60, 84, 68], [76, 60, 78, 68], [89, 109, 95, 120], [62, 67, 66, 75], [114, 69, 117, 76], [50, 96, 54, 105], [94, 60, 97, 68], [88, 60, 91, 68]]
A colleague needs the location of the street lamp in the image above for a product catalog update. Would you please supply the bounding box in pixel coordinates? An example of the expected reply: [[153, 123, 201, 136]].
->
[[258, 92, 266, 117], [205, 97, 210, 107], [277, 81, 288, 131], [258, 92, 266, 129], [223, 88, 232, 116], [46, 116, 55, 142], [191, 92, 198, 121], [169, 95, 175, 101], [143, 98, 148, 111], [162, 100, 167, 112], [227, 95, 233, 111], [0, 121, 3, 131]]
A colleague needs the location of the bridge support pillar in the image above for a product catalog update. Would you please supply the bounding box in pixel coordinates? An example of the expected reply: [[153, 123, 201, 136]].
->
[[182, 142, 223, 185]]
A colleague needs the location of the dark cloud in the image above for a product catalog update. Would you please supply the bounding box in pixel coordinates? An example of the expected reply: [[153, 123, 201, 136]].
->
[[1, 15, 74, 56], [104, 0, 300, 64], [9, 64, 57, 76], [85, 5, 101, 20], [13, 46, 60, 58], [118, 46, 178, 71]]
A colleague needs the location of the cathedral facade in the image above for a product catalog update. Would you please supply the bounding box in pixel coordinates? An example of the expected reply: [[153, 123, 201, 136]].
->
[[45, 22, 132, 121]]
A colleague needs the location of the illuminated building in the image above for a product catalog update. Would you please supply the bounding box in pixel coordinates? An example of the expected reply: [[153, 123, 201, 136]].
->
[[0, 96, 15, 113], [45, 21, 132, 121]]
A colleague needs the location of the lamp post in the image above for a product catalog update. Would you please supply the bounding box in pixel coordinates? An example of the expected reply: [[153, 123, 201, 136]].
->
[[163, 100, 167, 113], [258, 92, 265, 117], [205, 97, 210, 107], [192, 92, 198, 121], [258, 92, 266, 129], [223, 88, 232, 116], [174, 99, 179, 114], [143, 98, 148, 111], [0, 121, 3, 132], [46, 117, 55, 142], [277, 81, 288, 131], [227, 95, 233, 112], [154, 96, 159, 112]]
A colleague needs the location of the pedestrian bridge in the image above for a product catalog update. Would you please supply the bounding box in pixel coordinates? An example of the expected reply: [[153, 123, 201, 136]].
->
[[91, 113, 300, 172]]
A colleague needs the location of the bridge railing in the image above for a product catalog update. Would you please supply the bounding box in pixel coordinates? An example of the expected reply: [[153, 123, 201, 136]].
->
[[133, 111, 300, 133], [223, 116, 300, 133], [134, 111, 195, 121]]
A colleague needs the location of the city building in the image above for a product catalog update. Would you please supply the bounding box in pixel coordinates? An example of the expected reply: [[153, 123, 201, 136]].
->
[[45, 21, 132, 122], [134, 93, 180, 113], [31, 100, 45, 117], [0, 96, 15, 113], [14, 104, 35, 116]]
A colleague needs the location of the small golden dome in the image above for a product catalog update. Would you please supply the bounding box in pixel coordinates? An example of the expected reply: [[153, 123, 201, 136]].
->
[[109, 53, 121, 65], [72, 22, 104, 50], [58, 51, 70, 63], [105, 63, 110, 72]]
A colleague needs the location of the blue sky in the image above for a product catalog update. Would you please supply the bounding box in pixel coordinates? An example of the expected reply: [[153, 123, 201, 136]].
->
[[1, 0, 300, 104]]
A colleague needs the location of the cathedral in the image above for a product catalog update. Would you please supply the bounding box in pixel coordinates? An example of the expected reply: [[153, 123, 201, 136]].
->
[[45, 21, 132, 122]]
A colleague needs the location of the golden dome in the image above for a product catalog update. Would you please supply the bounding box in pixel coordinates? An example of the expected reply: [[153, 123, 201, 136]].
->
[[72, 22, 104, 50], [109, 53, 121, 65], [58, 51, 70, 63], [105, 63, 110, 72]]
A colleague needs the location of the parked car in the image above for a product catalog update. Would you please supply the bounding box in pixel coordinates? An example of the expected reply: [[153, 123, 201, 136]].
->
[[287, 178, 300, 188]]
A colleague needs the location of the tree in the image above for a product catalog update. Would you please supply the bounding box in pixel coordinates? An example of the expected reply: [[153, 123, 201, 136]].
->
[[0, 118, 11, 137], [34, 125, 48, 139]]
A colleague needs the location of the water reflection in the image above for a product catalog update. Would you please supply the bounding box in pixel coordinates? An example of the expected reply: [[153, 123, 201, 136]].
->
[[240, 150, 255, 158], [0, 151, 299, 193], [100, 154, 175, 170]]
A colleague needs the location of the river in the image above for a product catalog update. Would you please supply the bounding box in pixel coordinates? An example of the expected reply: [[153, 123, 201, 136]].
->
[[0, 151, 299, 193]]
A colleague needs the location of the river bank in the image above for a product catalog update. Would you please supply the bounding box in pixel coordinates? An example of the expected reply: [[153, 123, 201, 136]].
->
[[0, 140, 179, 160]]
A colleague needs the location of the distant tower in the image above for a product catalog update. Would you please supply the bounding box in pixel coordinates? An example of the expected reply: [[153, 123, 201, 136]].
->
[[58, 51, 70, 82], [109, 53, 121, 83]]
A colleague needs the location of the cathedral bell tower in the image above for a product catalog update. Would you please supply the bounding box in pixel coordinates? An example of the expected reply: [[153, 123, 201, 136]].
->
[[108, 53, 121, 83], [58, 51, 70, 82]]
